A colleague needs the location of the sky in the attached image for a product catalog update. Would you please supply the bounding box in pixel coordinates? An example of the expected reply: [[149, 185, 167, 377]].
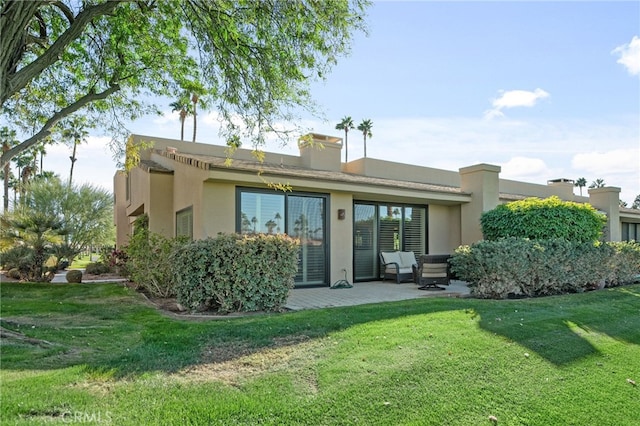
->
[[41, 1, 640, 204]]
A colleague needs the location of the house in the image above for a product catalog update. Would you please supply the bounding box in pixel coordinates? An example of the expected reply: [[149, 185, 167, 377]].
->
[[114, 133, 640, 288]]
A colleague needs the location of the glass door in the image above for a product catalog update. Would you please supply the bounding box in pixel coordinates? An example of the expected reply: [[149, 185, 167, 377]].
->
[[354, 204, 378, 281], [354, 202, 428, 281], [288, 195, 327, 286]]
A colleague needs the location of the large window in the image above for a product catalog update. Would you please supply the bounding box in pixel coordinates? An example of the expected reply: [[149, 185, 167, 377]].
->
[[237, 189, 328, 287], [354, 202, 427, 282]]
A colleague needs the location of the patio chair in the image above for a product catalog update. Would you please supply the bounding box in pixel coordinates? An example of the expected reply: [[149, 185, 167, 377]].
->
[[415, 254, 451, 290], [380, 251, 417, 283]]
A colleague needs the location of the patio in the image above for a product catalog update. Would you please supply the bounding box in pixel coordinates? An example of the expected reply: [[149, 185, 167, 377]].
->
[[285, 280, 470, 310]]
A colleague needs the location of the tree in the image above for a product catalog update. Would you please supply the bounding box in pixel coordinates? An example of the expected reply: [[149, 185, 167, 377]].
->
[[335, 116, 355, 162], [2, 211, 66, 281], [1, 127, 18, 212], [589, 178, 606, 189], [1, 1, 369, 168], [357, 119, 373, 158], [22, 176, 114, 264], [60, 117, 89, 187], [632, 195, 640, 209], [169, 93, 192, 141], [574, 177, 587, 196]]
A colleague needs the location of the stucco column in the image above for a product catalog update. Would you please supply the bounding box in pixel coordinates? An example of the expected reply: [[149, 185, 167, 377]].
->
[[588, 187, 621, 242], [459, 163, 501, 245]]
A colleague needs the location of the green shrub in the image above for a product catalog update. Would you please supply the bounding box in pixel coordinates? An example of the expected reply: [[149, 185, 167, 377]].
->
[[450, 238, 611, 299], [124, 230, 187, 298], [7, 268, 22, 279], [481, 196, 607, 242], [1, 245, 34, 274], [172, 233, 299, 313], [66, 270, 83, 283], [85, 262, 112, 275], [605, 241, 640, 286]]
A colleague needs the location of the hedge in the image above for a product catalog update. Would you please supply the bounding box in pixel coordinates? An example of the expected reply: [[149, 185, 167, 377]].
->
[[450, 238, 640, 299], [171, 233, 299, 313], [480, 196, 607, 242]]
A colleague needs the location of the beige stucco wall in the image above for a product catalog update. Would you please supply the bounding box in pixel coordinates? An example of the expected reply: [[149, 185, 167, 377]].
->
[[500, 179, 576, 200], [329, 192, 354, 283], [202, 181, 236, 235], [459, 164, 501, 244], [589, 187, 622, 242], [148, 172, 174, 236], [428, 204, 461, 254], [113, 171, 130, 247], [345, 158, 461, 187]]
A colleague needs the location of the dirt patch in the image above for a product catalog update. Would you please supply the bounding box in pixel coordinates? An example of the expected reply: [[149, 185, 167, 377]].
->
[[176, 334, 318, 387]]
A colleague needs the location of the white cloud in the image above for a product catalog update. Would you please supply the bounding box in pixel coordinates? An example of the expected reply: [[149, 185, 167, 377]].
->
[[572, 148, 640, 175], [612, 36, 640, 76], [484, 88, 550, 119], [500, 156, 551, 180]]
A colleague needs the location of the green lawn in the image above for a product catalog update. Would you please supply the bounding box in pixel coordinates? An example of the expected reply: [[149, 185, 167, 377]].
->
[[1, 283, 639, 425]]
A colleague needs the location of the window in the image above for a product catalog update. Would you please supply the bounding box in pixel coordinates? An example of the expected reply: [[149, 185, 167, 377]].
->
[[622, 222, 639, 242], [237, 188, 328, 287], [176, 207, 193, 239]]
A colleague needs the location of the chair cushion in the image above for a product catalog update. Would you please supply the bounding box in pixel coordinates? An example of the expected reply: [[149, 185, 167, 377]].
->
[[381, 251, 401, 266], [399, 251, 417, 268], [421, 263, 448, 278]]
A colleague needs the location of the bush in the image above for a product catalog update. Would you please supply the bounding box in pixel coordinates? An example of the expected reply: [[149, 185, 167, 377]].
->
[[66, 270, 83, 283], [85, 262, 112, 275], [123, 218, 188, 297], [1, 245, 34, 275], [7, 268, 22, 279], [605, 241, 640, 286], [480, 196, 607, 242], [450, 238, 611, 299], [172, 233, 299, 313]]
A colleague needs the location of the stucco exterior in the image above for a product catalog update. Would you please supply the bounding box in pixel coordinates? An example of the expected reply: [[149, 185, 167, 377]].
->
[[114, 133, 640, 287]]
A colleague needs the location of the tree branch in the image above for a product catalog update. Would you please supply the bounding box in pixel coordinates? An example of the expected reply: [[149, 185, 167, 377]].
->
[[1, 84, 121, 168], [2, 0, 120, 106]]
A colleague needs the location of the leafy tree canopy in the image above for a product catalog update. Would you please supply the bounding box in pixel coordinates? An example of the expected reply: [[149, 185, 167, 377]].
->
[[1, 0, 369, 168]]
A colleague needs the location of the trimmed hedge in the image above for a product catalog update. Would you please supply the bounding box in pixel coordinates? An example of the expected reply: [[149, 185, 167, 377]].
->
[[450, 238, 640, 299], [605, 241, 640, 286], [480, 196, 607, 242], [172, 233, 299, 313]]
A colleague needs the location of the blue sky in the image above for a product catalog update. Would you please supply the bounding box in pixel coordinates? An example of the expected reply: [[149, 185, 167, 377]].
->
[[46, 1, 639, 204]]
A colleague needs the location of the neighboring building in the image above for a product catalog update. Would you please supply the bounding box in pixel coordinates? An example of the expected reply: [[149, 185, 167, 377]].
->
[[114, 134, 640, 288]]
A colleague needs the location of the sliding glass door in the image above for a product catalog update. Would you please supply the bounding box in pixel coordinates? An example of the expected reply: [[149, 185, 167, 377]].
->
[[354, 202, 427, 281], [238, 189, 328, 287], [354, 204, 378, 280]]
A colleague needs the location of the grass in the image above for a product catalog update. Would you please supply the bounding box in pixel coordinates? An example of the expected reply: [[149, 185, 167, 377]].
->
[[67, 254, 97, 270], [1, 283, 639, 425]]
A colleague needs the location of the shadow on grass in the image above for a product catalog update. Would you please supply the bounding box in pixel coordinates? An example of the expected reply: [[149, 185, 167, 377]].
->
[[1, 283, 639, 376]]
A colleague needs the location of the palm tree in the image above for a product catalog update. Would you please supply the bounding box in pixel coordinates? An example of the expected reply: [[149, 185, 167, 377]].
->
[[60, 117, 88, 188], [357, 119, 373, 158], [574, 177, 587, 196], [169, 93, 192, 141], [1, 126, 18, 212], [191, 93, 199, 143], [589, 178, 606, 189], [335, 116, 354, 162]]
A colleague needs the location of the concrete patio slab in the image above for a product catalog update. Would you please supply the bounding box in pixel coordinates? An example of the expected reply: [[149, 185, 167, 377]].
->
[[285, 280, 470, 311]]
